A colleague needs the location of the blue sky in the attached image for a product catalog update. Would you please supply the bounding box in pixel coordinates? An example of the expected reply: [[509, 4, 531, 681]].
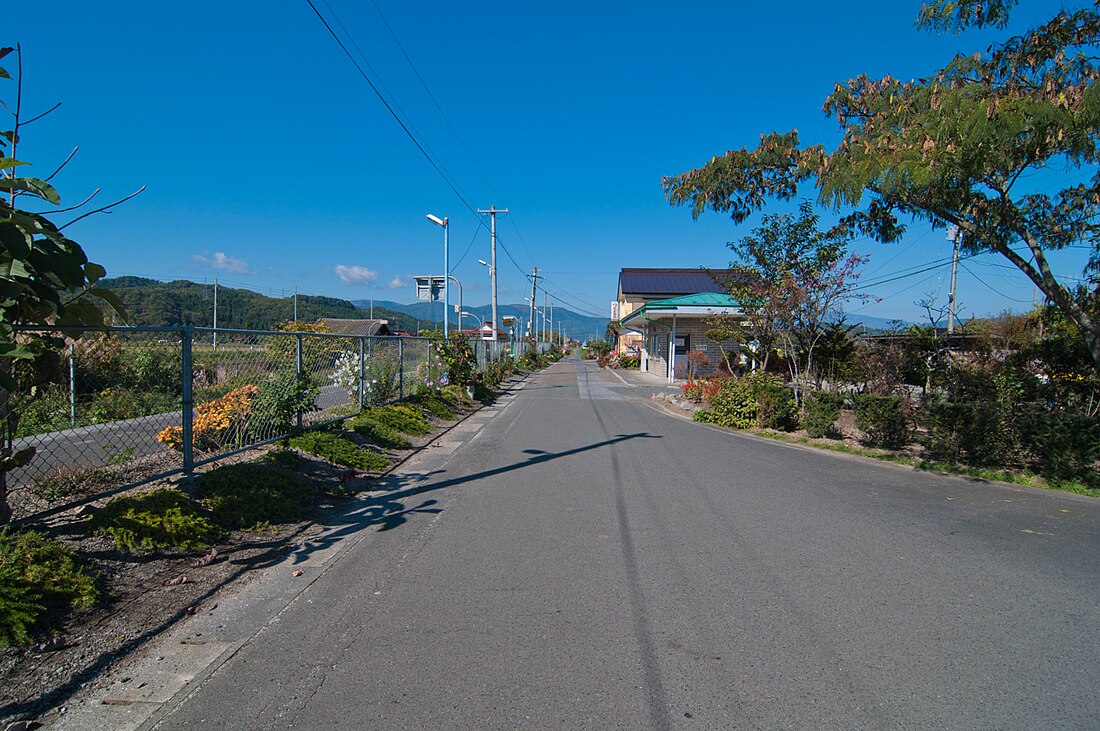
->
[[6, 1, 1089, 324]]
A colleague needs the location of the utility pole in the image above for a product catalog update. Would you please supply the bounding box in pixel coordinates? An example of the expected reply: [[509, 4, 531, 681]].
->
[[947, 226, 961, 335], [478, 205, 508, 341], [213, 278, 218, 350], [293, 285, 298, 322], [542, 290, 548, 343], [528, 267, 540, 346]]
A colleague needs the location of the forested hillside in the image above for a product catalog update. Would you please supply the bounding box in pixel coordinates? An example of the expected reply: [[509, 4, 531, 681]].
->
[[100, 277, 427, 331]]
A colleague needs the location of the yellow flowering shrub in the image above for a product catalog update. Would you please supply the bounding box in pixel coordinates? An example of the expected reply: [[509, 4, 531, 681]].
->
[[157, 385, 259, 451]]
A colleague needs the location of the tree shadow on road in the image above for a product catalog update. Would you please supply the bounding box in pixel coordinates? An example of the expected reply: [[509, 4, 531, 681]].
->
[[288, 431, 661, 564]]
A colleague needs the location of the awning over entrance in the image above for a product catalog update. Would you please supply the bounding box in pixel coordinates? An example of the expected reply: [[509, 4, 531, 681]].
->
[[619, 292, 743, 384]]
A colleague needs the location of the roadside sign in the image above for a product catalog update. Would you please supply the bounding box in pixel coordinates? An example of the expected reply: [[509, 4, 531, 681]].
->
[[414, 275, 445, 302]]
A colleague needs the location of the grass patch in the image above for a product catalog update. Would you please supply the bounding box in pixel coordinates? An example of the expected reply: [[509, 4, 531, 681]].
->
[[92, 488, 225, 553], [289, 431, 391, 472], [747, 429, 1100, 497], [347, 417, 411, 450], [0, 528, 99, 645], [197, 462, 316, 531], [406, 393, 455, 420], [360, 405, 432, 436]]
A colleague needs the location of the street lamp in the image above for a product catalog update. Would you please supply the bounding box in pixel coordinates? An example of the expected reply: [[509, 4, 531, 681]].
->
[[448, 275, 463, 332], [426, 213, 449, 337], [459, 310, 483, 330]]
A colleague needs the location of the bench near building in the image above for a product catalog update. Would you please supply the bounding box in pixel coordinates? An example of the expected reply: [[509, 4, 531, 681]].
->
[[612, 268, 744, 383]]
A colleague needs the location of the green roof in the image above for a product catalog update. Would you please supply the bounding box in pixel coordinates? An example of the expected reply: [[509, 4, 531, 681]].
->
[[619, 291, 741, 327], [643, 292, 739, 309]]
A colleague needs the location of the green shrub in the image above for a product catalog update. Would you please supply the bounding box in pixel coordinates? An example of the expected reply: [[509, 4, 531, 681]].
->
[[363, 347, 401, 405], [126, 346, 182, 396], [692, 373, 790, 430], [853, 394, 911, 448], [0, 528, 99, 645], [1017, 408, 1100, 486], [88, 387, 178, 423], [693, 377, 757, 429], [14, 383, 72, 437], [348, 417, 412, 449], [406, 393, 455, 420], [756, 383, 798, 431], [92, 489, 225, 553], [248, 369, 319, 437], [361, 405, 432, 436], [924, 401, 1015, 467], [198, 462, 316, 530], [289, 431, 391, 472], [803, 391, 842, 438]]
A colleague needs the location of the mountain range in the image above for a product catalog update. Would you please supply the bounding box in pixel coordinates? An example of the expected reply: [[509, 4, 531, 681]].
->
[[100, 277, 430, 332], [352, 300, 609, 342]]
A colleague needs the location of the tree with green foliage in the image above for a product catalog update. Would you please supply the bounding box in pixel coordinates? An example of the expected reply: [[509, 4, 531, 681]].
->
[[663, 1, 1100, 369], [720, 202, 871, 402], [1, 46, 128, 524]]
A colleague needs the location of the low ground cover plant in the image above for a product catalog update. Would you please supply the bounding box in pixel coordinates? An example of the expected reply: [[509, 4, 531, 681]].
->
[[0, 528, 99, 645], [91, 488, 225, 553], [288, 431, 390, 472], [348, 417, 412, 450], [197, 462, 316, 530], [406, 392, 455, 420], [359, 404, 432, 436]]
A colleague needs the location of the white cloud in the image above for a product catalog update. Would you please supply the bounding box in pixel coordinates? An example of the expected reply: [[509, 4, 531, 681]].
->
[[388, 276, 406, 289], [192, 251, 250, 274], [334, 264, 379, 286]]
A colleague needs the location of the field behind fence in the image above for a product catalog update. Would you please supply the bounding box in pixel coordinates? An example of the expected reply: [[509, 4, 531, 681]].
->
[[4, 326, 516, 521]]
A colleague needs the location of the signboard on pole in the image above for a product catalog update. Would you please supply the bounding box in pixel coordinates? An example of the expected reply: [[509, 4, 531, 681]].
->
[[414, 275, 445, 302]]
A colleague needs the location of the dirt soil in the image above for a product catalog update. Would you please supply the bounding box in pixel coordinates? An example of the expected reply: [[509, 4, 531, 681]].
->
[[0, 400, 479, 728]]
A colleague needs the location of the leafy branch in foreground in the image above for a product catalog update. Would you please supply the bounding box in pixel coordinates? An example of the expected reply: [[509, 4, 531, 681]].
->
[[0, 45, 137, 523]]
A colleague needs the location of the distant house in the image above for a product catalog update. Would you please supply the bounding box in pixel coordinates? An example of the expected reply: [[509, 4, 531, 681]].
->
[[458, 322, 510, 340], [612, 268, 745, 382], [319, 318, 391, 337]]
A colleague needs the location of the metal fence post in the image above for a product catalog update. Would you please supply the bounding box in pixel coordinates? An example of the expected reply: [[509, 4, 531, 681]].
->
[[358, 337, 366, 410], [296, 333, 304, 433], [398, 337, 405, 399], [68, 344, 76, 427], [182, 326, 194, 474]]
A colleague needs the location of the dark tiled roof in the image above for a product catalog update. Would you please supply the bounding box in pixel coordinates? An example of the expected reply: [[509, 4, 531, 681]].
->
[[320, 318, 391, 336], [618, 268, 737, 297]]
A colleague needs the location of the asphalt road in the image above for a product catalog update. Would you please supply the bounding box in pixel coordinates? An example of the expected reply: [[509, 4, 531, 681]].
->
[[153, 359, 1100, 730]]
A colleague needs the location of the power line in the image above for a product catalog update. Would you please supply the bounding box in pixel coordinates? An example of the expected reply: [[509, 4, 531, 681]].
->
[[366, 0, 505, 208], [303, 0, 482, 220]]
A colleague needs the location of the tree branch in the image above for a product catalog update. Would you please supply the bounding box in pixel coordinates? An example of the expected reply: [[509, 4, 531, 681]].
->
[[58, 186, 145, 230], [20, 101, 61, 127], [42, 187, 99, 215], [43, 146, 78, 183]]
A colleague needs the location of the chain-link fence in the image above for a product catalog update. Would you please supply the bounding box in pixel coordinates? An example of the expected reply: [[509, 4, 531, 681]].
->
[[3, 326, 517, 521]]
